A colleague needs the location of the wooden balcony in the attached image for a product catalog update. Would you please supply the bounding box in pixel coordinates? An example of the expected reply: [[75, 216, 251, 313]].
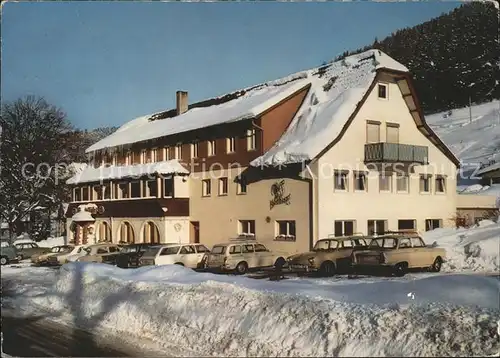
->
[[364, 143, 428, 165]]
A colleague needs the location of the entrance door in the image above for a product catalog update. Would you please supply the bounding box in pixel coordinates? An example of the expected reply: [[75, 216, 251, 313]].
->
[[190, 222, 200, 243]]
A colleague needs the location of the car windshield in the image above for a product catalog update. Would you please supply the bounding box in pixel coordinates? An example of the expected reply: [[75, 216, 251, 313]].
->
[[51, 247, 60, 253], [369, 238, 397, 249], [121, 246, 139, 253], [313, 240, 338, 251], [143, 246, 162, 256], [211, 245, 226, 254]]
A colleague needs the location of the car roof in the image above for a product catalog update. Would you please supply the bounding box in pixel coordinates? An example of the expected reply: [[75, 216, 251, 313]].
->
[[214, 241, 263, 246], [318, 235, 368, 241]]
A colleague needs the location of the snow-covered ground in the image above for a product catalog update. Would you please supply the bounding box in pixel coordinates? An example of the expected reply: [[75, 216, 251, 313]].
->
[[2, 223, 499, 357], [12, 235, 65, 247]]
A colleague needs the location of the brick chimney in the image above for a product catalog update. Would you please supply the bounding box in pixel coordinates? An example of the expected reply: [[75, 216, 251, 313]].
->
[[176, 91, 188, 115]]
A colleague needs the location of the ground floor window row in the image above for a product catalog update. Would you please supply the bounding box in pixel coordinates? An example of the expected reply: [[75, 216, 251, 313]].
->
[[333, 218, 443, 236], [94, 221, 161, 244], [238, 219, 297, 241]]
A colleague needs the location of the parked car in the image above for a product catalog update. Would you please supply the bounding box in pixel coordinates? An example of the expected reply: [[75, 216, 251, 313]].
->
[[1, 240, 21, 265], [14, 242, 51, 260], [31, 245, 74, 265], [351, 233, 446, 277], [115, 243, 158, 268], [76, 243, 122, 264], [205, 241, 287, 274], [286, 236, 370, 276], [47, 244, 90, 265], [139, 243, 210, 269]]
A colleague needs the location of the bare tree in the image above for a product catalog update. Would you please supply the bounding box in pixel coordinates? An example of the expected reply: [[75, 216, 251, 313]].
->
[[0, 96, 75, 240]]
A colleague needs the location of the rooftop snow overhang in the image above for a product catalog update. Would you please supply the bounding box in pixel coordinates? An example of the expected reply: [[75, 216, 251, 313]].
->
[[66, 159, 189, 185]]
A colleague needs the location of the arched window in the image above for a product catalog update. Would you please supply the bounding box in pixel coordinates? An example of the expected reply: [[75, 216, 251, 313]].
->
[[142, 221, 160, 244], [97, 221, 111, 242], [119, 222, 135, 244]]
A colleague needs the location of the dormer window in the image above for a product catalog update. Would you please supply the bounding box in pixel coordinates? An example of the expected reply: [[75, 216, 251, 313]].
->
[[175, 145, 182, 160], [378, 83, 388, 99], [208, 140, 216, 156], [247, 129, 256, 151], [191, 143, 198, 159]]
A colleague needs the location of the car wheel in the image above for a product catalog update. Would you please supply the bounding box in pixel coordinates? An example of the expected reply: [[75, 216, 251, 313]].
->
[[320, 261, 335, 277], [0, 256, 8, 265], [393, 263, 408, 277], [174, 262, 184, 266], [431, 257, 442, 272], [236, 261, 248, 275], [274, 257, 286, 269]]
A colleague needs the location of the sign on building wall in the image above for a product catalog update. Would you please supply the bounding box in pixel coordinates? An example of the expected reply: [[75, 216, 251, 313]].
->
[[270, 180, 291, 210]]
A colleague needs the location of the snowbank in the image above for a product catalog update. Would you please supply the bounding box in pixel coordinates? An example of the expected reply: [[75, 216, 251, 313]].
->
[[423, 221, 500, 273], [3, 263, 499, 357]]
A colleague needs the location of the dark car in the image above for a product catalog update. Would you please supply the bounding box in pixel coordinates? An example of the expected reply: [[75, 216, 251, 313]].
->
[[115, 243, 158, 268]]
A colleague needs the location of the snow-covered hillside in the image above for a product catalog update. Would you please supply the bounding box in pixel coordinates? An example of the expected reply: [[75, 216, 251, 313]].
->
[[427, 100, 500, 167]]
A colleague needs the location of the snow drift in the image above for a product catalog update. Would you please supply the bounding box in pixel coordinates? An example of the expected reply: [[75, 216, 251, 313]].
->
[[424, 220, 500, 273], [3, 262, 499, 357]]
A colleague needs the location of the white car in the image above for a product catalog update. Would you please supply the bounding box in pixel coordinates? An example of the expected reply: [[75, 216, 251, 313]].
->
[[47, 244, 90, 265], [205, 241, 288, 274], [138, 243, 210, 269]]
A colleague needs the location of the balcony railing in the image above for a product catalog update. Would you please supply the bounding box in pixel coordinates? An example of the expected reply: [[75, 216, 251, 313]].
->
[[364, 143, 428, 164]]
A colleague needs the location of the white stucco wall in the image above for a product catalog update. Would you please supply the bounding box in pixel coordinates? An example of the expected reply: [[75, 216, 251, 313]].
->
[[315, 77, 457, 239], [164, 217, 190, 244], [174, 176, 190, 198]]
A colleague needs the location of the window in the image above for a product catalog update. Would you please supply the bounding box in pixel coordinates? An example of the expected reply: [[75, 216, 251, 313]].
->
[[82, 187, 89, 201], [218, 177, 228, 196], [74, 187, 81, 202], [191, 143, 198, 159], [425, 219, 442, 231], [398, 219, 416, 230], [143, 180, 158, 197], [334, 170, 349, 191], [334, 220, 355, 237], [399, 238, 411, 248], [164, 177, 174, 197], [151, 148, 158, 163], [141, 149, 148, 164], [276, 220, 296, 238], [109, 246, 119, 253], [207, 140, 216, 156], [237, 177, 247, 194], [239, 220, 255, 235], [97, 248, 108, 254], [125, 151, 131, 165], [211, 245, 226, 254], [420, 175, 431, 193], [396, 174, 409, 193], [163, 147, 170, 161], [93, 185, 103, 200], [411, 237, 425, 247], [230, 245, 241, 254], [378, 83, 388, 99], [202, 179, 211, 197], [180, 245, 196, 254], [366, 121, 381, 143], [379, 173, 392, 192], [130, 181, 141, 198], [160, 246, 180, 256], [195, 245, 210, 253], [354, 172, 367, 191], [103, 183, 111, 199], [247, 129, 256, 151], [435, 176, 446, 193], [254, 244, 267, 252], [174, 145, 182, 160], [226, 137, 236, 153], [386, 123, 400, 144], [242, 244, 254, 253], [367, 220, 387, 235]]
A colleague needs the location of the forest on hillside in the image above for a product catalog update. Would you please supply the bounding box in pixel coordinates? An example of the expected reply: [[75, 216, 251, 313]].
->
[[335, 2, 499, 114]]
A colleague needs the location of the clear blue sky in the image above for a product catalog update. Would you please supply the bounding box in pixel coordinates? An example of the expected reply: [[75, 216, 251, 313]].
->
[[1, 1, 461, 130]]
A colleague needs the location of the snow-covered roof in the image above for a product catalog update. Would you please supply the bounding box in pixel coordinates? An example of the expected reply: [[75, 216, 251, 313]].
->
[[86, 80, 311, 153], [72, 208, 95, 222], [86, 50, 408, 164], [251, 50, 409, 166], [477, 162, 500, 176], [67, 159, 188, 185]]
